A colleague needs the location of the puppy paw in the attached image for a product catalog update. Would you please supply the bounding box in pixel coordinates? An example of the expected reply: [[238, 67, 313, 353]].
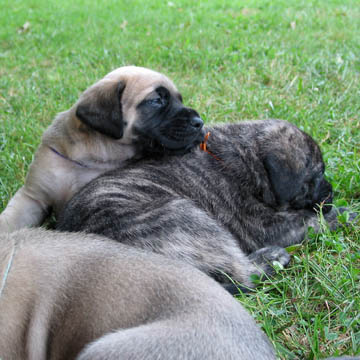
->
[[248, 246, 291, 277], [325, 207, 358, 231]]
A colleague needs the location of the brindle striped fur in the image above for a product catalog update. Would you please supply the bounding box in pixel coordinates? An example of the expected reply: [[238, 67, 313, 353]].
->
[[57, 119, 339, 287]]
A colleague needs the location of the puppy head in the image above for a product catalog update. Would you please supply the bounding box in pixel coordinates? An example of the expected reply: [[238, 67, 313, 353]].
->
[[262, 122, 333, 213], [75, 66, 205, 154]]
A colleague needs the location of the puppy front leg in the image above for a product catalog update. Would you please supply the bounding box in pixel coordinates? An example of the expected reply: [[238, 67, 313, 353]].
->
[[0, 145, 55, 232], [0, 186, 49, 231], [0, 144, 82, 232]]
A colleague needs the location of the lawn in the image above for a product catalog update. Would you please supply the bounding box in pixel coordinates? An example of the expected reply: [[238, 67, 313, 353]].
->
[[1, 0, 359, 358]]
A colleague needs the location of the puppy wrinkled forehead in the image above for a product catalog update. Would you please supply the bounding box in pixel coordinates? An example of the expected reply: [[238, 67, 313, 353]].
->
[[103, 66, 180, 106], [105, 66, 177, 89], [105, 66, 164, 79]]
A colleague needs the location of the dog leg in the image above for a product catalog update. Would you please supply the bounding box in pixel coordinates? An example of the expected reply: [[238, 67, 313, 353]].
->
[[224, 246, 291, 295], [76, 322, 195, 360], [270, 207, 358, 247], [323, 207, 358, 231], [0, 186, 49, 232], [0, 145, 99, 232], [236, 204, 358, 253], [248, 246, 291, 276], [76, 317, 275, 360]]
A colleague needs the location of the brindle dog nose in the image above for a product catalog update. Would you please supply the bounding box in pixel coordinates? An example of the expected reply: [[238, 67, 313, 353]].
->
[[190, 116, 204, 129]]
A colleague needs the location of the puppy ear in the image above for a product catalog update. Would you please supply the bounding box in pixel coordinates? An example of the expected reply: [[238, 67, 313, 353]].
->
[[263, 153, 304, 206], [76, 81, 126, 139], [264, 153, 333, 211]]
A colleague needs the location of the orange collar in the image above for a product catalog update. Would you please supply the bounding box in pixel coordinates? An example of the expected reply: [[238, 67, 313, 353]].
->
[[199, 132, 221, 161]]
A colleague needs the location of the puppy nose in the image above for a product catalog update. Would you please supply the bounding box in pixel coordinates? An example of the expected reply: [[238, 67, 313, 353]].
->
[[190, 117, 204, 129]]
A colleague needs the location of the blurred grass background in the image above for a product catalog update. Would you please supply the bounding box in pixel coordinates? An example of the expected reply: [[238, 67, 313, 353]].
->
[[1, 0, 359, 358]]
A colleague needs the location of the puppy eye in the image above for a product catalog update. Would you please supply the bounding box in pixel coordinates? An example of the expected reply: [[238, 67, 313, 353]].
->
[[146, 97, 164, 107]]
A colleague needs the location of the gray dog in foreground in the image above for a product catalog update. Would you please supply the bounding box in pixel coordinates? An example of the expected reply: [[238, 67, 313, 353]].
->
[[57, 119, 342, 288], [0, 230, 355, 359], [0, 229, 276, 360]]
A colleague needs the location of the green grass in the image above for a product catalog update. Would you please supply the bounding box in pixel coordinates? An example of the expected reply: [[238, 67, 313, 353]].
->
[[1, 0, 359, 358]]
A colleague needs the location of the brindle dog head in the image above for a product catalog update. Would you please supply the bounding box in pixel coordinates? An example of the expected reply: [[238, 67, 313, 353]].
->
[[206, 120, 333, 214], [75, 66, 205, 155], [260, 121, 333, 213]]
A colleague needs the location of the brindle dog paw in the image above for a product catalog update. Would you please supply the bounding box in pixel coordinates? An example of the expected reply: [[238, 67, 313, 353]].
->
[[325, 207, 358, 231], [222, 246, 290, 295], [248, 246, 291, 277]]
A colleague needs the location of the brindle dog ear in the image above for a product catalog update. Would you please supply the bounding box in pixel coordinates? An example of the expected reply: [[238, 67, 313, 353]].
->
[[264, 153, 305, 207], [264, 153, 333, 212], [76, 81, 126, 139]]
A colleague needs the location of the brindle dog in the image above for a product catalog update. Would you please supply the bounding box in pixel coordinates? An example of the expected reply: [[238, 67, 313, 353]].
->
[[57, 119, 350, 288]]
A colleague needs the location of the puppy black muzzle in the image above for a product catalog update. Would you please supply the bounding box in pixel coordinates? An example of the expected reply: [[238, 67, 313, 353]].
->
[[138, 106, 205, 155], [158, 108, 205, 150]]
